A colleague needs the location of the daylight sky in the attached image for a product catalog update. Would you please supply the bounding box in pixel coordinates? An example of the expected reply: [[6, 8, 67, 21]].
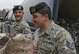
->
[[0, 0, 24, 10]]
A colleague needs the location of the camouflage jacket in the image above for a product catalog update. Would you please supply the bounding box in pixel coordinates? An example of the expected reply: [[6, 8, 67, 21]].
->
[[1, 20, 33, 54], [10, 20, 32, 37], [33, 21, 76, 54]]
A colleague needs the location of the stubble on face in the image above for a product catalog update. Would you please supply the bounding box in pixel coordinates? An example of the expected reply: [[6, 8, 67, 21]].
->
[[32, 13, 45, 28]]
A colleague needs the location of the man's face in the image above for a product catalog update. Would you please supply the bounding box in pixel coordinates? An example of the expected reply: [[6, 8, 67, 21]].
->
[[32, 12, 45, 28], [14, 10, 24, 22]]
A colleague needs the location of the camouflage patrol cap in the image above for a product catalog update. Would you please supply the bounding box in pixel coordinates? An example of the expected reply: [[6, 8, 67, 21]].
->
[[29, 2, 49, 14], [13, 5, 24, 13]]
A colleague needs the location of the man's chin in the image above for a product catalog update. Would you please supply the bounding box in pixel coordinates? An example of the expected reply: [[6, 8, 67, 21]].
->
[[15, 18, 21, 21]]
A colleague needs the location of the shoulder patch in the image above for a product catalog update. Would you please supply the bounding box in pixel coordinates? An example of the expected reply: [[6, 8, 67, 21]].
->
[[66, 40, 75, 51]]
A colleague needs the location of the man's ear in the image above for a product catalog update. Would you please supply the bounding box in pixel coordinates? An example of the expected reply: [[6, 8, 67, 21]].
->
[[43, 14, 49, 22], [44, 14, 48, 19]]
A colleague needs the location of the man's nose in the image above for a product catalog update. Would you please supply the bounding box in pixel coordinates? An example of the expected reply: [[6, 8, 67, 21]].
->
[[16, 13, 20, 15]]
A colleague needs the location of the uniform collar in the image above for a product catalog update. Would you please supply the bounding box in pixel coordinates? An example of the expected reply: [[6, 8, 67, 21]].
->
[[45, 21, 54, 35], [38, 21, 55, 37]]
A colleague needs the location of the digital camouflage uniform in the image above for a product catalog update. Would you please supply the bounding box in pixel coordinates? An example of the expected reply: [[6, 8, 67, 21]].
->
[[2, 20, 33, 54], [11, 20, 32, 37], [0, 5, 33, 54], [0, 22, 10, 54], [33, 21, 76, 54], [0, 22, 10, 33]]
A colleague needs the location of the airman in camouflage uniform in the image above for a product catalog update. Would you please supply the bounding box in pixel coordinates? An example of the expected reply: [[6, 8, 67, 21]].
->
[[29, 2, 76, 54], [2, 5, 33, 54]]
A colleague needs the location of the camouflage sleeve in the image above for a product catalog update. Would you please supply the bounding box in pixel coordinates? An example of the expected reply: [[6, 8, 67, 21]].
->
[[56, 30, 77, 54], [0, 22, 4, 33], [21, 23, 33, 39], [0, 23, 2, 33]]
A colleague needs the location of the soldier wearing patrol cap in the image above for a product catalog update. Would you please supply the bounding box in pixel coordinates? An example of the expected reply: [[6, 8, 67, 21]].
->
[[2, 5, 33, 54], [29, 2, 77, 54], [13, 5, 24, 22], [11, 5, 32, 37]]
